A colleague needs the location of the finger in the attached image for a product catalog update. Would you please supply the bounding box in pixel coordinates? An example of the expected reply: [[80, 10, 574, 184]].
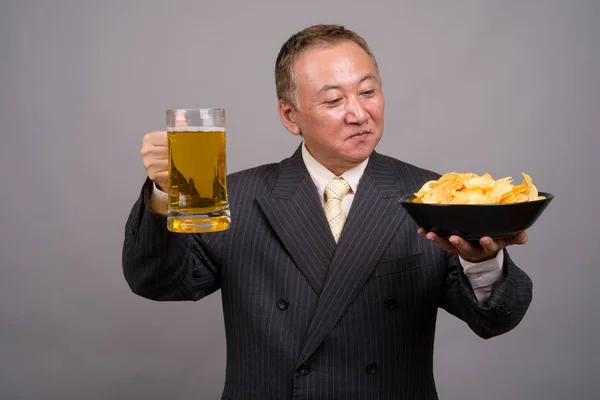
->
[[146, 146, 169, 159], [426, 232, 459, 254], [448, 235, 477, 254], [147, 166, 169, 183], [519, 231, 528, 244], [449, 236, 500, 262], [144, 158, 168, 172], [479, 236, 499, 253], [153, 171, 169, 188], [140, 148, 167, 160], [505, 231, 528, 246], [141, 143, 169, 158], [142, 132, 168, 154], [149, 170, 169, 187], [425, 231, 439, 241], [148, 131, 168, 146], [417, 228, 427, 238]]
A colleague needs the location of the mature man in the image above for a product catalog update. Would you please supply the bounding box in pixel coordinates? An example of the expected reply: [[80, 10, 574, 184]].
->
[[123, 24, 532, 399]]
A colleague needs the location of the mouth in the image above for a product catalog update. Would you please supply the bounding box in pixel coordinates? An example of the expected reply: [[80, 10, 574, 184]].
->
[[348, 130, 372, 139]]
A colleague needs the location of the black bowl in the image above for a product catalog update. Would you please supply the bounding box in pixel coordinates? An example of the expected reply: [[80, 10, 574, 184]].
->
[[399, 192, 554, 242]]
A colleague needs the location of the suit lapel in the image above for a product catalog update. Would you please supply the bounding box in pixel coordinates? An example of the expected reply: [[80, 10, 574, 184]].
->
[[297, 152, 411, 366], [256, 146, 336, 295]]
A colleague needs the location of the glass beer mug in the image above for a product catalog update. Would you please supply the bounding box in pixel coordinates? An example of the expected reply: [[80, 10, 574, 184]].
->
[[166, 108, 230, 233]]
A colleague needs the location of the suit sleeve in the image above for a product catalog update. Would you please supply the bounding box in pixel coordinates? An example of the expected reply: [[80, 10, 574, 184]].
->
[[121, 178, 223, 301], [439, 248, 533, 339]]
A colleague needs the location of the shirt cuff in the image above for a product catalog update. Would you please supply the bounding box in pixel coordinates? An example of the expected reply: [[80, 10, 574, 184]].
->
[[459, 250, 504, 304], [149, 182, 168, 215]]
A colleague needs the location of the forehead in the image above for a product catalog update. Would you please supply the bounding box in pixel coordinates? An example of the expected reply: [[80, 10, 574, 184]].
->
[[293, 41, 378, 90]]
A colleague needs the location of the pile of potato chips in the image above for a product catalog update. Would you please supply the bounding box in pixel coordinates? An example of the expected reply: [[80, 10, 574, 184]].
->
[[413, 172, 546, 204]]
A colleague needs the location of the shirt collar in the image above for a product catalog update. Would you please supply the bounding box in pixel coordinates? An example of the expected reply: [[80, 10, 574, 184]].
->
[[301, 142, 369, 199]]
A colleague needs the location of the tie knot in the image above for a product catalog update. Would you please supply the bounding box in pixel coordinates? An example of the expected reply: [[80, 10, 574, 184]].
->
[[325, 178, 351, 201]]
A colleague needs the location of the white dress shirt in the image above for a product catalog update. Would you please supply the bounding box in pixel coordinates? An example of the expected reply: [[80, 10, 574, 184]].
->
[[150, 143, 503, 304]]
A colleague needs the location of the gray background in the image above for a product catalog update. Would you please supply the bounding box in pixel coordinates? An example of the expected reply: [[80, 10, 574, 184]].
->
[[1, 0, 598, 399]]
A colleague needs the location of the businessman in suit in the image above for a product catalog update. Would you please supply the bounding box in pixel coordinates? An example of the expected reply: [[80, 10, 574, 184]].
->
[[123, 24, 532, 399]]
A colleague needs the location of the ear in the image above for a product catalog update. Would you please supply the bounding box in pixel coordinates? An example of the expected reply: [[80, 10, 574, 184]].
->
[[278, 100, 302, 136]]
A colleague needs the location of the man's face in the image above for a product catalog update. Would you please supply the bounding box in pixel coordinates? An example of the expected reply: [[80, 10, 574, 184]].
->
[[285, 40, 384, 174]]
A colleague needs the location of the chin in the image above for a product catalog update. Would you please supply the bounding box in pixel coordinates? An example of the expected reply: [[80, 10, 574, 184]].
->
[[346, 148, 374, 164], [352, 140, 378, 155]]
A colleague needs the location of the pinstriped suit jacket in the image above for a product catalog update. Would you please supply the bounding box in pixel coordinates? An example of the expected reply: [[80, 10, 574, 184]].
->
[[122, 146, 533, 400]]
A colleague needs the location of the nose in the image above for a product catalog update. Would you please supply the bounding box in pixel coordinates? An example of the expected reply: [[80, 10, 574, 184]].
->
[[345, 96, 368, 125]]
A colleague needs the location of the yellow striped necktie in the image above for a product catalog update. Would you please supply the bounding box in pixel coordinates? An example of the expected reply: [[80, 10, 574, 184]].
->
[[324, 178, 351, 243]]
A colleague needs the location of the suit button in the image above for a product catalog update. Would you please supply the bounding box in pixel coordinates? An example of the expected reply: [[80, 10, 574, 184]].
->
[[384, 298, 398, 310], [297, 363, 310, 375], [366, 362, 378, 374], [277, 298, 289, 310], [499, 303, 511, 316]]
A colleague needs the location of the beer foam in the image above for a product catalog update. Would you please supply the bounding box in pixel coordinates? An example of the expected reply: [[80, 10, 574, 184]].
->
[[168, 126, 226, 132]]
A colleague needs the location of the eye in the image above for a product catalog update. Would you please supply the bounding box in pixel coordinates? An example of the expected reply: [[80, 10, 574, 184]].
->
[[362, 89, 376, 97], [325, 98, 342, 105]]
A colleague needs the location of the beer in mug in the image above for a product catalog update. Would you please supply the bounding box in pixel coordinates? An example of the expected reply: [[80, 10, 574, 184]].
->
[[166, 109, 230, 233]]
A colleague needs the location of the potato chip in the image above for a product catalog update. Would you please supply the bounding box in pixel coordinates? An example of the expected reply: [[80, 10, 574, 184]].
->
[[413, 172, 545, 204], [421, 180, 454, 204], [488, 177, 514, 203], [414, 180, 436, 199], [499, 183, 527, 204], [522, 172, 541, 201], [463, 173, 495, 190], [451, 189, 488, 204], [431, 172, 475, 190]]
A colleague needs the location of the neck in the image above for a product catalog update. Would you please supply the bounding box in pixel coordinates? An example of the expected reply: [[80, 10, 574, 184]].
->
[[304, 147, 360, 176]]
